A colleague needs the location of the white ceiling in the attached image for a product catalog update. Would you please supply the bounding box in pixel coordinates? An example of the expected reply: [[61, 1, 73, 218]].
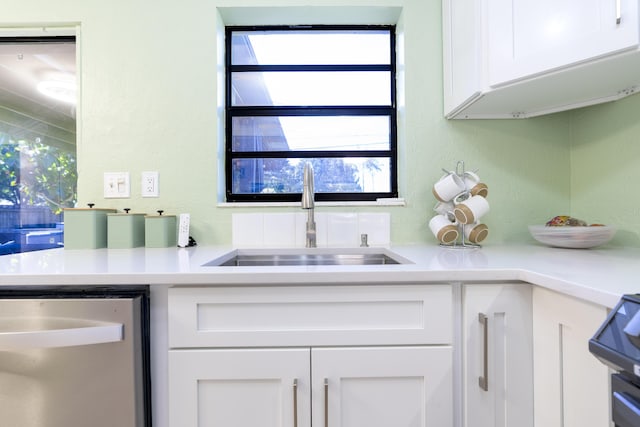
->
[[0, 40, 76, 146]]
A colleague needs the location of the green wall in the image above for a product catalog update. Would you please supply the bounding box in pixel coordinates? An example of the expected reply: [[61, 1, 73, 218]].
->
[[571, 94, 640, 247], [4, 0, 574, 246]]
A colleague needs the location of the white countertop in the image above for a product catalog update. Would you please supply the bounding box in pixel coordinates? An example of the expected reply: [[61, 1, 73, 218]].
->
[[1, 244, 638, 308]]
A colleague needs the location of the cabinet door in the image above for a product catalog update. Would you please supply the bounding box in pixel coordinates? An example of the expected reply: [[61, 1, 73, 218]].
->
[[488, 0, 639, 86], [533, 287, 610, 427], [463, 284, 533, 427], [442, 0, 482, 117], [311, 346, 452, 427], [169, 348, 311, 427]]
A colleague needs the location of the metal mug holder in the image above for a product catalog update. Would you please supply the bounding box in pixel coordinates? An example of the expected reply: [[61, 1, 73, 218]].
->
[[433, 160, 483, 249]]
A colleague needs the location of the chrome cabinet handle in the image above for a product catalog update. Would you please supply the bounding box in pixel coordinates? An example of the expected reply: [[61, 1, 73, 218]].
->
[[324, 378, 329, 427], [293, 379, 298, 427], [616, 0, 622, 24], [478, 313, 489, 391]]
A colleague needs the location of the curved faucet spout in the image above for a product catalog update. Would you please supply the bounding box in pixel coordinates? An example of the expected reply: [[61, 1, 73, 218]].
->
[[302, 162, 316, 248], [302, 162, 315, 209]]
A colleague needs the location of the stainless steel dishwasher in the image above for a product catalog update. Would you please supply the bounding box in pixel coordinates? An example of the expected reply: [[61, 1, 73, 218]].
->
[[0, 285, 151, 427]]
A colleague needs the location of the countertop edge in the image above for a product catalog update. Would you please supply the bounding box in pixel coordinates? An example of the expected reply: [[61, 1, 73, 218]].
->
[[0, 244, 635, 308]]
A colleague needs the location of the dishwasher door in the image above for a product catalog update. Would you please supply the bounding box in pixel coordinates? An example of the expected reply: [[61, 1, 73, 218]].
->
[[0, 286, 151, 427]]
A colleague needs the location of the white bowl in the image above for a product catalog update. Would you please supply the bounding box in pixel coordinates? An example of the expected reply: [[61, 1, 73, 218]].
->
[[528, 225, 616, 249]]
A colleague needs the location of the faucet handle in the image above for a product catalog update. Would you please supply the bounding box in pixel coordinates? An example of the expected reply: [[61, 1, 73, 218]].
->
[[360, 234, 369, 247]]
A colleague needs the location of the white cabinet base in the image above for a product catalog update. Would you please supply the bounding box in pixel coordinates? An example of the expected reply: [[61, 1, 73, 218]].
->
[[313, 346, 452, 427], [170, 346, 452, 427], [533, 287, 611, 427], [461, 283, 533, 427], [169, 348, 310, 427]]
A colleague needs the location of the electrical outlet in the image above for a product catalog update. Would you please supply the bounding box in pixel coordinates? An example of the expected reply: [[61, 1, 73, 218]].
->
[[104, 172, 130, 198], [141, 171, 159, 197]]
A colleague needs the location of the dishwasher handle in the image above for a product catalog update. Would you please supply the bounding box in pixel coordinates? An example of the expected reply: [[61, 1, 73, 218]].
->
[[0, 318, 124, 351]]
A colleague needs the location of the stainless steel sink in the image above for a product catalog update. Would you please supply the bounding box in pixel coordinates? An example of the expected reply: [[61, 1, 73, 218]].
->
[[203, 249, 410, 267]]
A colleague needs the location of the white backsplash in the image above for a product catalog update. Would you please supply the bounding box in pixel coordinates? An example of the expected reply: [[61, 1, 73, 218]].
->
[[232, 212, 390, 248]]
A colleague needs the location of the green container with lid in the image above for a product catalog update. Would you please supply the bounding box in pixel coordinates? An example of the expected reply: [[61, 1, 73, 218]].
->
[[145, 211, 177, 248], [107, 209, 146, 249], [63, 205, 117, 249]]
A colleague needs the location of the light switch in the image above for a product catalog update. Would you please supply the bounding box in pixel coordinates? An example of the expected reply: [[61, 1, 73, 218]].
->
[[104, 172, 130, 198]]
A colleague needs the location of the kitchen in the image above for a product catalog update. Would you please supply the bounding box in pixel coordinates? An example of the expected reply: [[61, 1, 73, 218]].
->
[[2, 0, 640, 426]]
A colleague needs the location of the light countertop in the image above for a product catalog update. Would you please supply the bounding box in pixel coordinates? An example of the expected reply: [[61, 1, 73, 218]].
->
[[1, 244, 638, 308]]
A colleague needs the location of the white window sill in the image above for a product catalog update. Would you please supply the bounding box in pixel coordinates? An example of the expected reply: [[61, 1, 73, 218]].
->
[[218, 198, 406, 208]]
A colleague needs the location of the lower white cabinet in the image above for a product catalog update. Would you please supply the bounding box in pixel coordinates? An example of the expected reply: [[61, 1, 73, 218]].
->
[[167, 284, 454, 427], [169, 348, 310, 427], [165, 282, 611, 427], [461, 283, 534, 427], [313, 346, 452, 427], [169, 346, 452, 427], [532, 287, 611, 427]]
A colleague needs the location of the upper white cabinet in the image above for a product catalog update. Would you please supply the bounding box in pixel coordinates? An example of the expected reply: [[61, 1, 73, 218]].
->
[[488, 0, 638, 85], [443, 0, 640, 118]]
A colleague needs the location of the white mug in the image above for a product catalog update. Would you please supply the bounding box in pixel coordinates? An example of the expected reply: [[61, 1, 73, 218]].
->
[[464, 222, 489, 244], [463, 171, 489, 198], [463, 171, 480, 188], [454, 195, 490, 224], [432, 173, 465, 202], [429, 214, 459, 244], [434, 201, 455, 221]]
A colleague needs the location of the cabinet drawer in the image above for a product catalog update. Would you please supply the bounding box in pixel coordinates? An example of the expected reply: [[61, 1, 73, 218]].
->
[[169, 284, 452, 348]]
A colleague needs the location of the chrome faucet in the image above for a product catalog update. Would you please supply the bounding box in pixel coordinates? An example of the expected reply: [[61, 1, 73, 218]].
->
[[302, 162, 316, 248]]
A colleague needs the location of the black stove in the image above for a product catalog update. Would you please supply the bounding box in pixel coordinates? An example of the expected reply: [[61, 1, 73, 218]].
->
[[590, 294, 640, 427]]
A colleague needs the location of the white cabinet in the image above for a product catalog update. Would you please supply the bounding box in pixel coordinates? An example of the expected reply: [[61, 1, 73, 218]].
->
[[488, 0, 638, 86], [461, 283, 533, 427], [168, 284, 453, 427], [443, 0, 640, 119], [313, 346, 452, 427], [532, 287, 611, 427], [170, 346, 452, 427], [170, 348, 310, 427]]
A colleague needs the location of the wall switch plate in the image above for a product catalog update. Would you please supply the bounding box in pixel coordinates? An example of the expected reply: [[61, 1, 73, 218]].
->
[[141, 171, 159, 197], [104, 172, 130, 198]]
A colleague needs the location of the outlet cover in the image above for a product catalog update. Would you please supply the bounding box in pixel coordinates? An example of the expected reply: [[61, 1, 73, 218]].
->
[[104, 172, 130, 198], [141, 171, 159, 197]]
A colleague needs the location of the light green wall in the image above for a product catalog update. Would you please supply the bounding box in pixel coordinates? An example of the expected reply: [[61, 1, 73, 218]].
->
[[570, 94, 640, 247], [4, 0, 573, 245]]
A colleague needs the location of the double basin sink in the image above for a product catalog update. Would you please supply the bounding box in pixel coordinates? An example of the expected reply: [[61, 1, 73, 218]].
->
[[204, 248, 411, 267]]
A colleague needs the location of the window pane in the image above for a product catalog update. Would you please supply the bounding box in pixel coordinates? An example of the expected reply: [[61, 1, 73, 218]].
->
[[231, 30, 391, 65], [232, 158, 390, 194], [226, 25, 397, 202], [231, 71, 391, 106], [232, 116, 390, 152], [0, 37, 76, 254]]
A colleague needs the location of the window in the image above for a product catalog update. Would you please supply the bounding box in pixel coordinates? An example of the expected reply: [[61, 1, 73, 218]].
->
[[0, 34, 76, 254], [225, 25, 397, 202]]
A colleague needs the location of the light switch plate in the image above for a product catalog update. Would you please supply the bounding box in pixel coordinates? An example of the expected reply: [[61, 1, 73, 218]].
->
[[104, 172, 130, 198]]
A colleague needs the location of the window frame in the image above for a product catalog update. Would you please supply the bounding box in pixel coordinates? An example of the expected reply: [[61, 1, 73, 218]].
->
[[224, 24, 398, 203]]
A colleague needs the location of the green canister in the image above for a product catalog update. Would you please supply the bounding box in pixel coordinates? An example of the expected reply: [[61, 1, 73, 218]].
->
[[145, 210, 177, 248], [63, 204, 117, 249], [107, 209, 146, 249]]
